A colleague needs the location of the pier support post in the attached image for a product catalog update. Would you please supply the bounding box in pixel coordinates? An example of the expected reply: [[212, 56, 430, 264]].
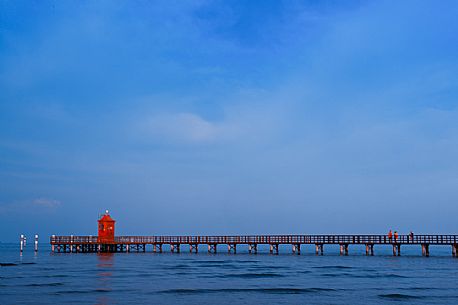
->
[[228, 244, 236, 254], [421, 244, 429, 257], [20, 234, 24, 253], [171, 244, 180, 253], [208, 244, 217, 254], [392, 244, 401, 256], [249, 244, 258, 254], [292, 244, 301, 255], [340, 244, 348, 256], [153, 244, 162, 253], [190, 244, 198, 253], [453, 244, 457, 257], [34, 235, 38, 252], [315, 244, 323, 255], [269, 244, 279, 255], [365, 244, 374, 256]]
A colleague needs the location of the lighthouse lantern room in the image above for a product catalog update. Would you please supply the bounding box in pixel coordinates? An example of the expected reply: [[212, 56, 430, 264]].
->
[[98, 210, 115, 243]]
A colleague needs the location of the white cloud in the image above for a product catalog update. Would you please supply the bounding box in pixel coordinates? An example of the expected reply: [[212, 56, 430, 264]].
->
[[145, 113, 219, 142], [32, 198, 61, 208]]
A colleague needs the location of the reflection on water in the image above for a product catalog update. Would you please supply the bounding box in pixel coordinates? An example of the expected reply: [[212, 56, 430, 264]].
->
[[96, 253, 114, 305]]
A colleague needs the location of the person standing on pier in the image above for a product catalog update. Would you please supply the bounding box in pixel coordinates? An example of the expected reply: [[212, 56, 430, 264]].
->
[[388, 230, 393, 242], [409, 231, 414, 243], [394, 231, 398, 242]]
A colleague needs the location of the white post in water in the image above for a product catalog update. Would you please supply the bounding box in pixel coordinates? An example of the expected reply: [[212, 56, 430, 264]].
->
[[34, 235, 39, 252], [20, 234, 24, 252]]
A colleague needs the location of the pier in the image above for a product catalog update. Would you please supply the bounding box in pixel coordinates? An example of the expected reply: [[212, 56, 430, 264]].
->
[[49, 212, 458, 257], [50, 234, 458, 257]]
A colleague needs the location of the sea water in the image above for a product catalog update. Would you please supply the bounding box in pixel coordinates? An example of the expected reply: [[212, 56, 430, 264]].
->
[[1, 243, 458, 304]]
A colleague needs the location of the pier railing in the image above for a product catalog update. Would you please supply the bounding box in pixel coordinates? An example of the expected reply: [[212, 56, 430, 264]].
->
[[50, 234, 458, 245]]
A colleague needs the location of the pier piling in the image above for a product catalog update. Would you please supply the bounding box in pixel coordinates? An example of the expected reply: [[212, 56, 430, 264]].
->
[[249, 244, 258, 254], [421, 244, 430, 257], [20, 234, 24, 253]]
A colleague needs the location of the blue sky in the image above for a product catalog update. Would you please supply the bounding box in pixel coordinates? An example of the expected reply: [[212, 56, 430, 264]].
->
[[1, 1, 458, 241]]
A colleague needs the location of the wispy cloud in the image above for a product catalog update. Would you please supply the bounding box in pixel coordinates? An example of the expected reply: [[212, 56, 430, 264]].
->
[[0, 198, 62, 215], [143, 113, 223, 143], [32, 198, 61, 208]]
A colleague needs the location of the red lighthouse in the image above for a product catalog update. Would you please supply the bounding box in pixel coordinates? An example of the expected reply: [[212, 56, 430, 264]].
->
[[98, 210, 115, 243]]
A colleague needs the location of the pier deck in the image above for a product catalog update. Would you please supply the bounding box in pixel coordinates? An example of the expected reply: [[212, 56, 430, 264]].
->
[[50, 235, 458, 257]]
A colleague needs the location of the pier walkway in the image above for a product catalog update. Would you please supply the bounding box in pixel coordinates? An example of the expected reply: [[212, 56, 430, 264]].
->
[[50, 234, 458, 257]]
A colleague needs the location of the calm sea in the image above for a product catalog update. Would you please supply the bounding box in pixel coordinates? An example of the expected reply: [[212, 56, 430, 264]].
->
[[1, 242, 458, 304]]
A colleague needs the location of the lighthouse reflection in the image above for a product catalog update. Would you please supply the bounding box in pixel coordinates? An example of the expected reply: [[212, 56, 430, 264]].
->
[[95, 253, 114, 305]]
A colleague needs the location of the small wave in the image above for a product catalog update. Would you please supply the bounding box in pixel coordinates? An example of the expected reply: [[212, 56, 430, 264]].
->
[[0, 263, 17, 266], [379, 293, 422, 300], [33, 274, 69, 278], [405, 287, 440, 291], [313, 265, 352, 269], [225, 273, 284, 278], [196, 260, 226, 264], [53, 289, 111, 295], [25, 282, 64, 287], [172, 264, 193, 269], [383, 273, 409, 278], [320, 272, 409, 279], [21, 262, 36, 265], [320, 272, 352, 277], [159, 287, 337, 295], [247, 265, 288, 270]]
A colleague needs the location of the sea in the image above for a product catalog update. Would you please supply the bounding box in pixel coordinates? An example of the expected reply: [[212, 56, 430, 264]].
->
[[1, 243, 458, 304]]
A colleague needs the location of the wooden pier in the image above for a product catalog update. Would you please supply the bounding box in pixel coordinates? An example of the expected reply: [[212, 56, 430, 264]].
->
[[50, 234, 458, 257]]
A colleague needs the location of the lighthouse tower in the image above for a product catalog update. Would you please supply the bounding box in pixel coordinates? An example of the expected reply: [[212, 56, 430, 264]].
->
[[97, 210, 115, 243]]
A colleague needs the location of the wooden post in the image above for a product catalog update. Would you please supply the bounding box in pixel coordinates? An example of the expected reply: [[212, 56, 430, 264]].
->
[[292, 244, 300, 255], [338, 244, 350, 255], [154, 244, 162, 253], [20, 234, 24, 253], [315, 244, 323, 255], [228, 244, 236, 254], [34, 235, 38, 252], [269, 244, 278, 254], [397, 244, 401, 256], [365, 244, 374, 256], [189, 244, 198, 253], [392, 244, 397, 256], [171, 244, 180, 253], [453, 244, 457, 257], [421, 244, 430, 257], [249, 244, 258, 254], [208, 244, 217, 253]]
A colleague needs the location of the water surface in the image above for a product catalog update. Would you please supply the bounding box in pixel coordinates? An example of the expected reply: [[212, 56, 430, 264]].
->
[[1, 243, 457, 304]]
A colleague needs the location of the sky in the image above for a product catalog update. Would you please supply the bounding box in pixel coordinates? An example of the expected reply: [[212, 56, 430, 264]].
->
[[1, 0, 458, 242]]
